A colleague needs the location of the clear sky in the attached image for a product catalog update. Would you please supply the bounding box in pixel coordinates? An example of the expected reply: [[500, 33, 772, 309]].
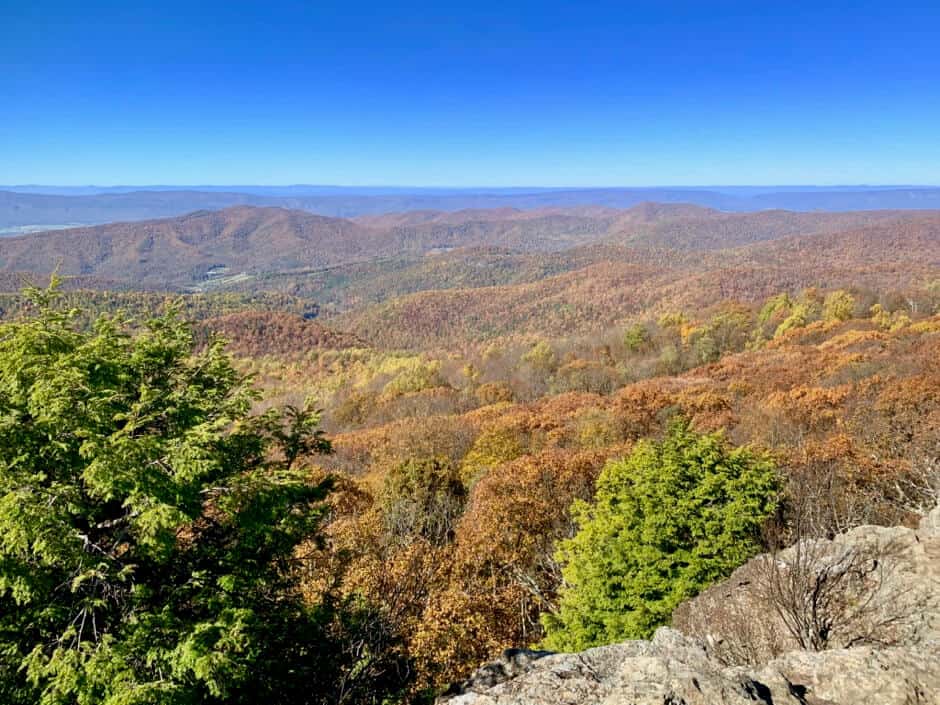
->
[[2, 0, 939, 186]]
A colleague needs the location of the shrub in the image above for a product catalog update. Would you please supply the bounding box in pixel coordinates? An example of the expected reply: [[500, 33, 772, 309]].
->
[[541, 419, 779, 651], [823, 290, 856, 322]]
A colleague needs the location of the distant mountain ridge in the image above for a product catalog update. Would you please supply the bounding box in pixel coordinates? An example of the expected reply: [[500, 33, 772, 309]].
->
[[0, 204, 936, 299], [4, 186, 940, 230], [0, 205, 627, 288]]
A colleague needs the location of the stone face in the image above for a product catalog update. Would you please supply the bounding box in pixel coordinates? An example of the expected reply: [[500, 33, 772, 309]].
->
[[748, 646, 940, 705], [441, 629, 940, 705], [673, 510, 940, 664], [441, 507, 940, 705]]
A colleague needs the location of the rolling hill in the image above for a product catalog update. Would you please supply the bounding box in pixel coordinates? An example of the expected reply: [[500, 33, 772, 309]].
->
[[334, 214, 940, 347], [0, 207, 384, 288], [0, 204, 668, 288], [2, 204, 936, 293], [0, 205, 642, 288], [1, 204, 937, 351]]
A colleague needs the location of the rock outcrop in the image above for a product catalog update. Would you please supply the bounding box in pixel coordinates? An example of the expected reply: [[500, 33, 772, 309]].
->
[[441, 506, 940, 705], [672, 503, 940, 665]]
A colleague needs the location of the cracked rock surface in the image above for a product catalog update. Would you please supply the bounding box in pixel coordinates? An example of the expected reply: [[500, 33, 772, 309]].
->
[[441, 628, 940, 705]]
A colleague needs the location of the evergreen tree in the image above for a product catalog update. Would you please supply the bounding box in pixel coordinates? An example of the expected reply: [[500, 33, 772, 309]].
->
[[0, 283, 407, 705], [542, 419, 778, 651]]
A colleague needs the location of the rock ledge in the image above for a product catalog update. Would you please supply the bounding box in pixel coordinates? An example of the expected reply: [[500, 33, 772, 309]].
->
[[441, 507, 940, 705]]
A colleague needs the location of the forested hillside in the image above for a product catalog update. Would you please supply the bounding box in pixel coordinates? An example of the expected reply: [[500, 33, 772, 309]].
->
[[1, 205, 936, 293], [1, 203, 938, 703]]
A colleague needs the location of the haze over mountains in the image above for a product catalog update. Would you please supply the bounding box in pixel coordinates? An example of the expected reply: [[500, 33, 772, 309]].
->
[[2, 203, 936, 290], [3, 185, 940, 231]]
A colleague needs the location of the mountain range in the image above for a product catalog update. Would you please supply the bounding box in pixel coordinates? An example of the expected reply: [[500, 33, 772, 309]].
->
[[4, 186, 940, 231], [2, 204, 936, 291], [0, 203, 937, 352]]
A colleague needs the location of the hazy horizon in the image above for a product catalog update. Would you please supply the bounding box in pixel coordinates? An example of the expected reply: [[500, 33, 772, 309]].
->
[[4, 184, 940, 192]]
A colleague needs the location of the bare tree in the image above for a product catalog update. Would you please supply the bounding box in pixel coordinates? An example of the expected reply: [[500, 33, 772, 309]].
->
[[758, 534, 925, 652], [889, 449, 940, 518]]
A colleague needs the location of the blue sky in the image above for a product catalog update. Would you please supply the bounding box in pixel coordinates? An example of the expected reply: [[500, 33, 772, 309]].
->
[[2, 0, 939, 186]]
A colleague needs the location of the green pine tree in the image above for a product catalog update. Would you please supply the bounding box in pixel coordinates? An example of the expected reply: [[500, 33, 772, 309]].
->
[[542, 419, 779, 651], [0, 282, 408, 705]]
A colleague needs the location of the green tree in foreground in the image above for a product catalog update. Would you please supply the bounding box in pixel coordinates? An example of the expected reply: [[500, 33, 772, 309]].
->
[[541, 419, 779, 651], [0, 284, 407, 705]]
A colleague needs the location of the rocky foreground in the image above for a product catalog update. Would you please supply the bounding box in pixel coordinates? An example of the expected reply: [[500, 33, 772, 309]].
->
[[441, 506, 940, 705]]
